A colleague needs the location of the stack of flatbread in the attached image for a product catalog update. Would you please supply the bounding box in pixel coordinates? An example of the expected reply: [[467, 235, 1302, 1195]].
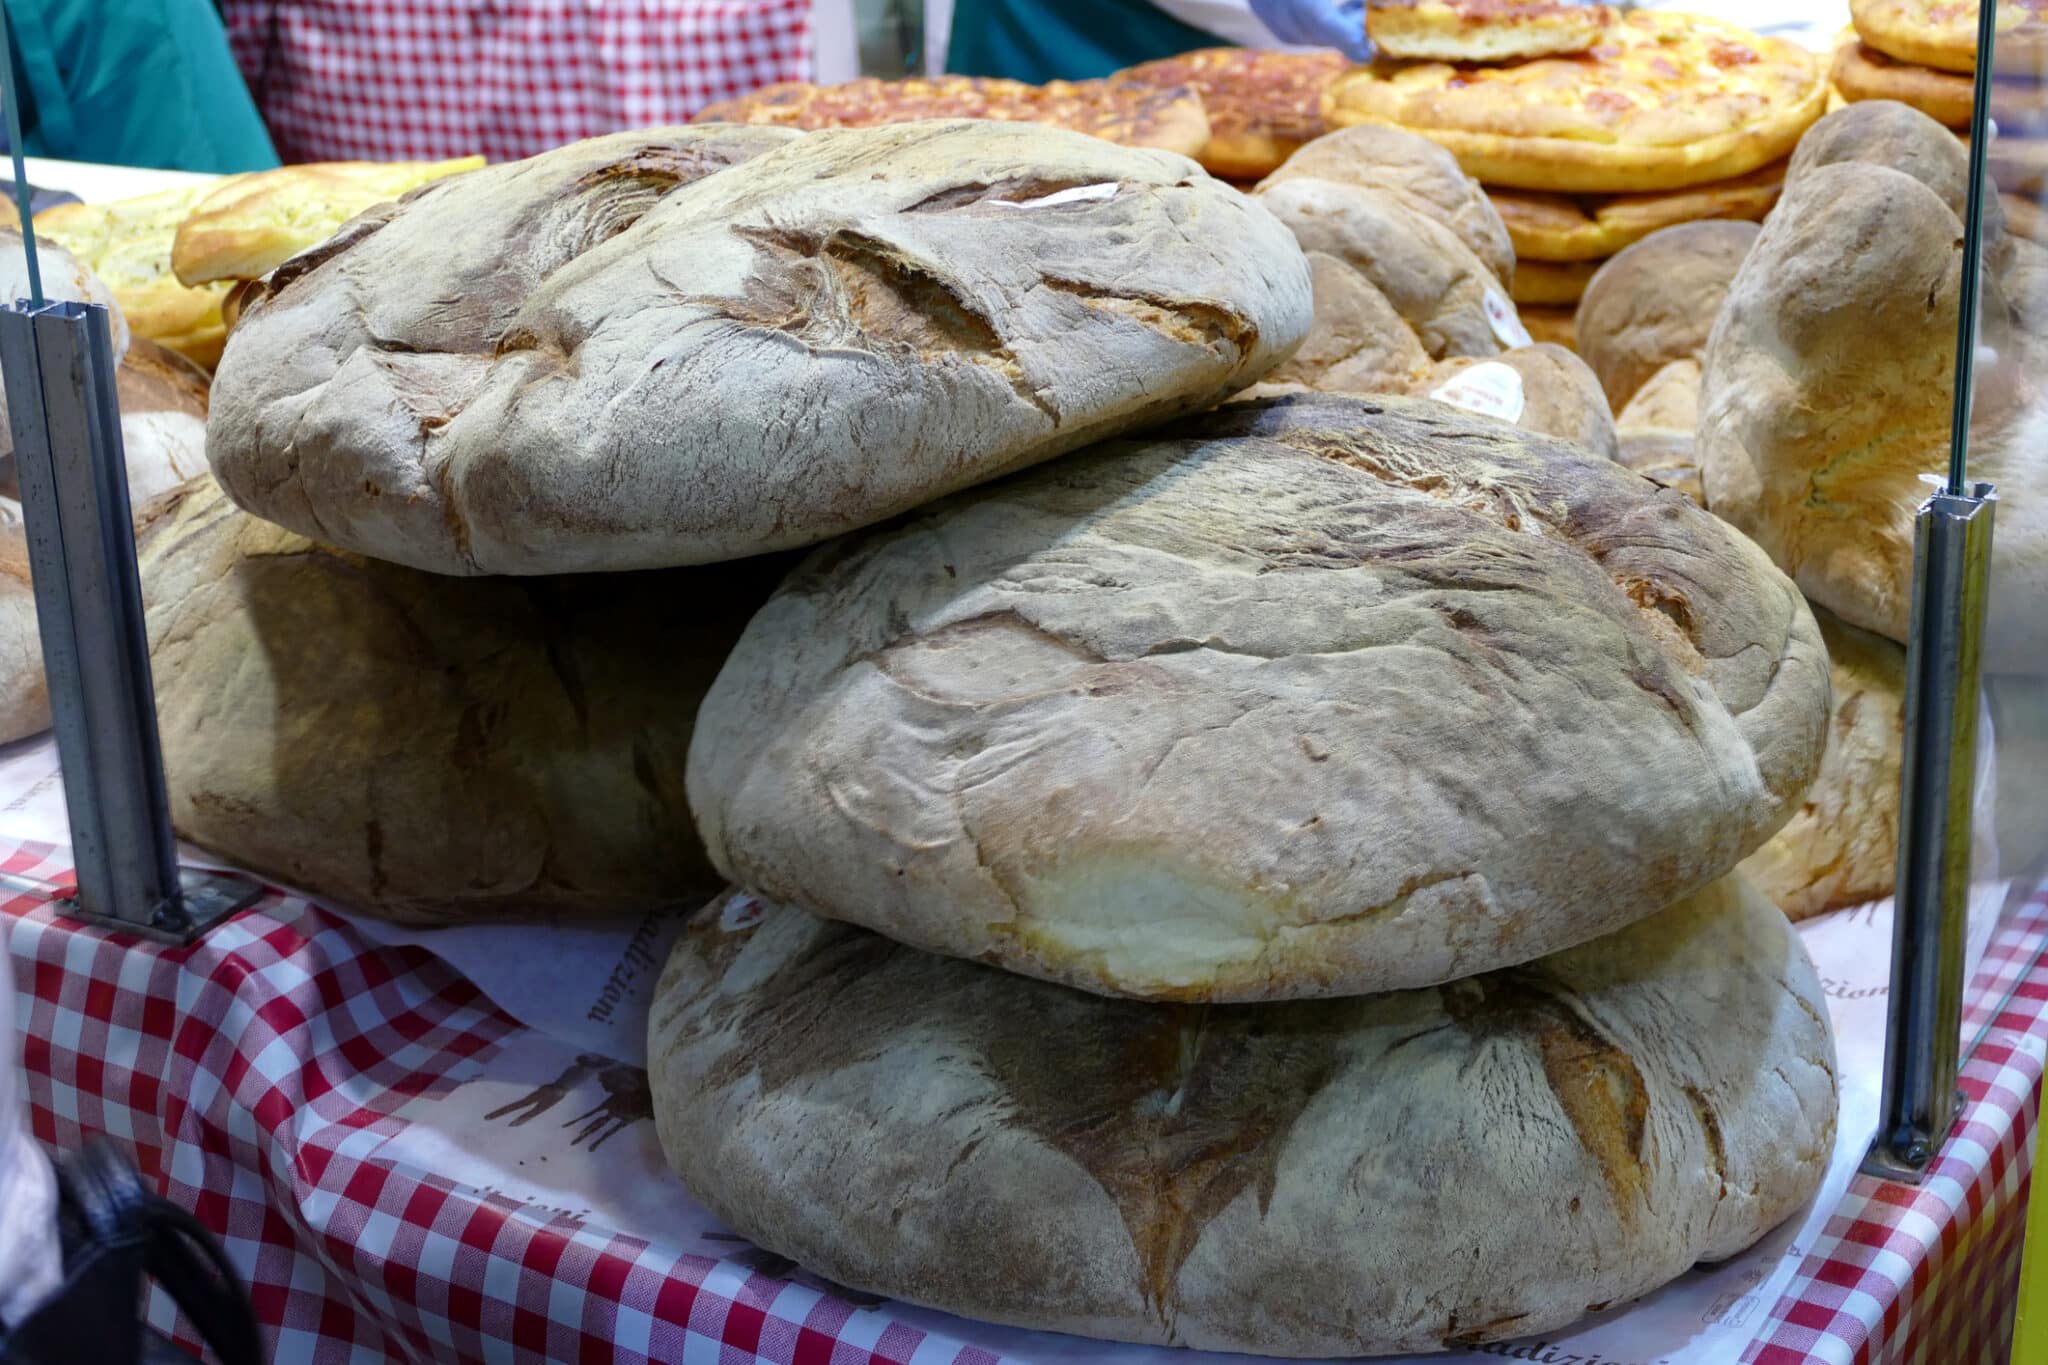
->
[[1325, 6, 1827, 341], [1830, 0, 2048, 240]]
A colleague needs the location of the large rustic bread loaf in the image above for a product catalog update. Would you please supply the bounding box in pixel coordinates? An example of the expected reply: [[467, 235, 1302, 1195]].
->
[[1420, 345, 1618, 459], [1738, 609, 1904, 921], [139, 476, 780, 924], [207, 121, 1312, 577], [1578, 220, 1760, 414], [650, 875, 1838, 1355], [688, 394, 1829, 1001], [1698, 103, 2047, 673]]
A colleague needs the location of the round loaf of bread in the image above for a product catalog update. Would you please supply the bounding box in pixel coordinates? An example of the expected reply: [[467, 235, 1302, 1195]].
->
[[1420, 344, 1618, 459], [650, 875, 1839, 1355], [1257, 124, 1516, 285], [1614, 359, 1706, 504], [1738, 609, 1904, 921], [688, 393, 1829, 1001], [140, 476, 782, 924], [1699, 105, 2047, 673], [207, 121, 1313, 577], [1577, 219, 1760, 412]]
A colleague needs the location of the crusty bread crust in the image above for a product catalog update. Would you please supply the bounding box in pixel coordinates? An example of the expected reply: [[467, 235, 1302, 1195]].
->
[[1325, 11, 1826, 193]]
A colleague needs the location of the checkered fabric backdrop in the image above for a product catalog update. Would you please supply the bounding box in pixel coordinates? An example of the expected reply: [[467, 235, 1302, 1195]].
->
[[6, 829, 2046, 1363], [220, 0, 813, 164]]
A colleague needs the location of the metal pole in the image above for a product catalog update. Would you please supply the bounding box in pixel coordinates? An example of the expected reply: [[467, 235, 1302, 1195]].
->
[[0, 301, 257, 942], [1863, 485, 1998, 1181]]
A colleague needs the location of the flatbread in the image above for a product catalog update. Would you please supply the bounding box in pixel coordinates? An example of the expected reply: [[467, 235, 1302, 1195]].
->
[[1488, 161, 1784, 262], [1519, 302, 1578, 347], [171, 157, 484, 287], [209, 122, 1311, 576], [1831, 38, 2048, 127], [649, 876, 1838, 1355], [1324, 11, 1827, 193], [687, 393, 1828, 1002], [1116, 48, 1348, 179], [34, 183, 234, 368], [1367, 0, 1616, 62], [1850, 0, 2048, 77], [1510, 256, 1599, 304], [695, 76, 1212, 158]]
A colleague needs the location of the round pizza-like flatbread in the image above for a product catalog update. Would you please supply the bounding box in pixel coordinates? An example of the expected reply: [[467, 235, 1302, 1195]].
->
[[1850, 0, 2048, 77], [650, 876, 1838, 1355], [1489, 161, 1784, 262], [1511, 256, 1600, 304], [1116, 48, 1348, 180], [695, 76, 1212, 159], [1366, 0, 1616, 62], [1832, 38, 2048, 126], [1324, 11, 1827, 193]]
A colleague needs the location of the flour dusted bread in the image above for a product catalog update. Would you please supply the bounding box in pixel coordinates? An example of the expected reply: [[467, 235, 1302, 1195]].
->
[[208, 122, 1311, 577], [1323, 12, 1827, 193], [140, 476, 781, 924], [1421, 345, 1618, 457], [650, 876, 1838, 1354], [1739, 610, 1904, 920], [1578, 219, 1760, 413], [688, 394, 1828, 1001], [1253, 128, 1517, 384], [1699, 104, 2048, 673]]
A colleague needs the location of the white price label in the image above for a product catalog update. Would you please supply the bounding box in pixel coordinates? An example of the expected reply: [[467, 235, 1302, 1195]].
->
[[1484, 287, 1534, 349], [1430, 361, 1527, 425]]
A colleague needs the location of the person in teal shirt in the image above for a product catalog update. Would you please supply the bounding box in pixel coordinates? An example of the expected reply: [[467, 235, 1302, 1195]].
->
[[2, 0, 277, 173], [949, 0, 1370, 85]]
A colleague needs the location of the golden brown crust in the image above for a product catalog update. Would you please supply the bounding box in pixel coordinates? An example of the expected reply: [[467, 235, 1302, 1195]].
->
[[695, 76, 1213, 158], [34, 184, 234, 369], [1511, 257, 1599, 305], [1324, 11, 1826, 193], [1518, 302, 1577, 349], [1832, 38, 2048, 126], [1489, 161, 1783, 261], [1368, 0, 1617, 62], [1116, 48, 1348, 179], [1851, 0, 2048, 77], [171, 157, 484, 287]]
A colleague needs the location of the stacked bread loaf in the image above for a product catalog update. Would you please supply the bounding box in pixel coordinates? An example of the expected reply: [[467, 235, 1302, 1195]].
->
[[1244, 123, 1619, 454], [1323, 7, 1827, 344], [177, 118, 1842, 1352], [1830, 0, 2048, 240]]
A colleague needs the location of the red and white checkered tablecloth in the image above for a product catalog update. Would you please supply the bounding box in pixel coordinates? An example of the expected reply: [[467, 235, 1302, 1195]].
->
[[221, 0, 812, 164], [6, 827, 2045, 1364]]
